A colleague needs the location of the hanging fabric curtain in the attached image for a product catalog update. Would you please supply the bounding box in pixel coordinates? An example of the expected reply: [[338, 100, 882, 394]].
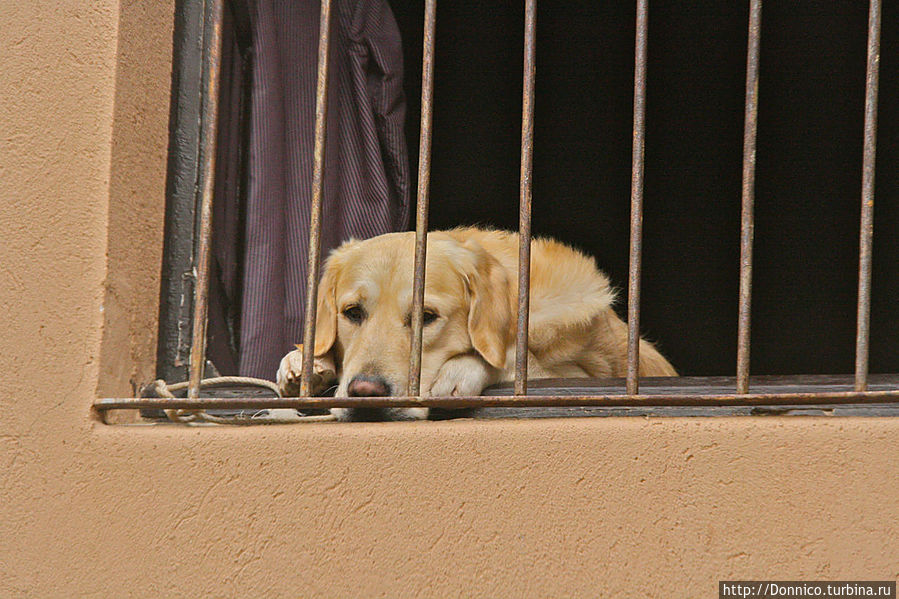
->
[[207, 0, 410, 380]]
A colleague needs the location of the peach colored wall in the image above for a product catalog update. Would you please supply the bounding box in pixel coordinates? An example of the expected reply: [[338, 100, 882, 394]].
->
[[1, 2, 897, 597]]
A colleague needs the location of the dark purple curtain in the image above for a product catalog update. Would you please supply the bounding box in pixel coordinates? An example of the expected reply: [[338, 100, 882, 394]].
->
[[209, 0, 410, 380]]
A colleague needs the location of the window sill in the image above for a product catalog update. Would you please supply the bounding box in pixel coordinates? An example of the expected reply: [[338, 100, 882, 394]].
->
[[96, 374, 899, 424]]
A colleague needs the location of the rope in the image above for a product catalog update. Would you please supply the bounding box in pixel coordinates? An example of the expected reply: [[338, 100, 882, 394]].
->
[[144, 377, 336, 425], [163, 376, 282, 395]]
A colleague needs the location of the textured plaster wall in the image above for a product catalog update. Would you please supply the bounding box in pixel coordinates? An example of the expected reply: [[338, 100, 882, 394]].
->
[[95, 0, 175, 397], [6, 418, 899, 597], [0, 1, 119, 406], [0, 1, 897, 597]]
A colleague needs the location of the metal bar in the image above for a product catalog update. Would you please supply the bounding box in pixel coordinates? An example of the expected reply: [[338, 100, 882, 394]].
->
[[96, 389, 899, 412], [515, 0, 537, 396], [407, 0, 437, 397], [299, 0, 333, 397], [736, 0, 762, 395], [854, 0, 881, 392], [626, 0, 648, 396], [187, 0, 226, 400]]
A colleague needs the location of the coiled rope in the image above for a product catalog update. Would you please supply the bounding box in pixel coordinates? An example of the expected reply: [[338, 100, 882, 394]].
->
[[143, 377, 335, 424]]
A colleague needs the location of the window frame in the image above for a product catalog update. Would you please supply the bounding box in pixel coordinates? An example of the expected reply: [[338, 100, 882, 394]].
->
[[96, 0, 899, 421]]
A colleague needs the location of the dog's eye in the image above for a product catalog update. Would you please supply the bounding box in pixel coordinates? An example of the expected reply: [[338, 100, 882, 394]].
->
[[403, 309, 440, 327], [341, 305, 365, 324]]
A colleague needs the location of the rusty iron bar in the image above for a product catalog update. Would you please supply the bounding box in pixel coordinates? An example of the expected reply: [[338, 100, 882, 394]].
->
[[854, 0, 881, 393], [407, 0, 437, 397], [736, 0, 762, 395], [187, 0, 226, 400], [514, 0, 537, 396], [626, 0, 648, 396], [299, 0, 333, 397], [96, 388, 899, 412]]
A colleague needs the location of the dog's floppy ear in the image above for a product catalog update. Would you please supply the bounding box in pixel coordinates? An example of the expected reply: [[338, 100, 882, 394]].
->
[[464, 243, 512, 370], [313, 254, 341, 357]]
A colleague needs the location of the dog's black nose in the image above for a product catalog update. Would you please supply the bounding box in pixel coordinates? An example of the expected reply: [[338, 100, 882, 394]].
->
[[347, 375, 390, 397]]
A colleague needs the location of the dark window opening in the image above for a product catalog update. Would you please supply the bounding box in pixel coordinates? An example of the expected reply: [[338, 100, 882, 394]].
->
[[393, 0, 898, 377]]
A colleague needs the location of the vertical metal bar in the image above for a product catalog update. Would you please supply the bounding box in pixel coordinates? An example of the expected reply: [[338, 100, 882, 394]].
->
[[855, 0, 881, 392], [515, 0, 537, 396], [407, 0, 437, 397], [736, 0, 762, 395], [300, 0, 333, 397], [626, 0, 648, 396], [187, 0, 226, 400]]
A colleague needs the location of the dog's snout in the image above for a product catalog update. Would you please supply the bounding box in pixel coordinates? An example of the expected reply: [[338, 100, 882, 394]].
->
[[347, 375, 391, 397]]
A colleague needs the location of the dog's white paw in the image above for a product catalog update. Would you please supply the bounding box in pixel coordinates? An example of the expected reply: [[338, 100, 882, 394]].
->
[[427, 353, 496, 397], [276, 345, 337, 397]]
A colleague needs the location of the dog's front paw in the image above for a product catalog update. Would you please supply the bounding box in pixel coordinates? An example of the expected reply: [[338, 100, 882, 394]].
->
[[428, 353, 497, 397], [276, 345, 337, 397]]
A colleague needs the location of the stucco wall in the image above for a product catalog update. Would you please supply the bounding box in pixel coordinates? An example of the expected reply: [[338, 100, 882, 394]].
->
[[0, 1, 897, 597], [95, 0, 176, 398]]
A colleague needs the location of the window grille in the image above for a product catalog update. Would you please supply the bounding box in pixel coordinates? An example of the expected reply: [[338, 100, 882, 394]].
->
[[94, 0, 899, 418]]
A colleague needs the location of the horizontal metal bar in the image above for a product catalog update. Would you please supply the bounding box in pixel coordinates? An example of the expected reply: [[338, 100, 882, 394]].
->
[[95, 389, 899, 412], [486, 373, 899, 396]]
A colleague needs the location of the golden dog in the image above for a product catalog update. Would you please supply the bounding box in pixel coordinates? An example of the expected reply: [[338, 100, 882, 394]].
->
[[277, 227, 676, 419]]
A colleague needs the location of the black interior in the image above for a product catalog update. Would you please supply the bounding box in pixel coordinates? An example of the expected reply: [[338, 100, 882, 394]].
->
[[390, 0, 898, 377]]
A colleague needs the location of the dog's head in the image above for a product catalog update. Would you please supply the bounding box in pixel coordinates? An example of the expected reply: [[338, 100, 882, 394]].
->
[[311, 231, 512, 400]]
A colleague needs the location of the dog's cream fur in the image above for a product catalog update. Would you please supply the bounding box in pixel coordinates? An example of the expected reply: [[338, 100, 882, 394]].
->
[[277, 228, 676, 419]]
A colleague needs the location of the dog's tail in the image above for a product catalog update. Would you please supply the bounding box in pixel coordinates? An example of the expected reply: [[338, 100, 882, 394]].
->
[[636, 337, 678, 376], [604, 309, 678, 377]]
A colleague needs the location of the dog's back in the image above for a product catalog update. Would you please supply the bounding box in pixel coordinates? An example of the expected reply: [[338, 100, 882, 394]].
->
[[441, 227, 677, 379]]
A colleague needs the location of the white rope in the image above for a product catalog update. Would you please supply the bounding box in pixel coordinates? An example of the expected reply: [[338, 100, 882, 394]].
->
[[163, 376, 282, 395], [146, 377, 335, 425]]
